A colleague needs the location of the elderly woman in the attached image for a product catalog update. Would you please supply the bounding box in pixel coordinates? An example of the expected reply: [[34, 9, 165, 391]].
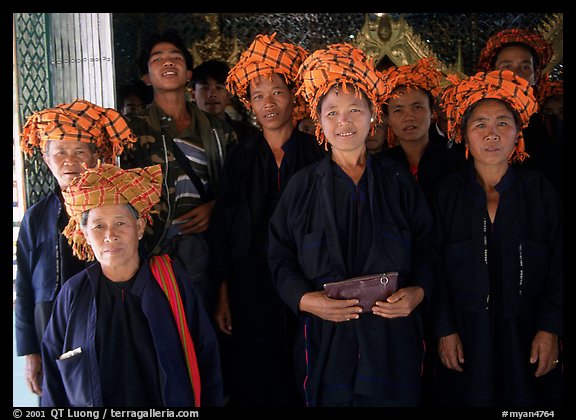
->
[[431, 69, 563, 406], [267, 43, 434, 407], [40, 163, 223, 407]]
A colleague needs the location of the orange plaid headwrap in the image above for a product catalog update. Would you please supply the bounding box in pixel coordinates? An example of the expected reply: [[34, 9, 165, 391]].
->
[[226, 33, 308, 122], [441, 69, 538, 163], [380, 57, 444, 147], [62, 163, 163, 261], [536, 74, 563, 108], [20, 99, 137, 163], [477, 28, 553, 74], [296, 43, 390, 147]]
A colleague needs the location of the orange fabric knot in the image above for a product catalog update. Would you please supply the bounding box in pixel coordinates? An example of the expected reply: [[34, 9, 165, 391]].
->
[[226, 32, 308, 125], [62, 162, 163, 261], [536, 73, 563, 108], [440, 69, 538, 163], [477, 28, 553, 73], [20, 99, 137, 163], [296, 43, 390, 148], [380, 57, 445, 147]]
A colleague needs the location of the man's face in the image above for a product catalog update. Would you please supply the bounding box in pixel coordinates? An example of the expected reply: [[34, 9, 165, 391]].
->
[[192, 77, 231, 119], [43, 140, 99, 189], [142, 42, 192, 92]]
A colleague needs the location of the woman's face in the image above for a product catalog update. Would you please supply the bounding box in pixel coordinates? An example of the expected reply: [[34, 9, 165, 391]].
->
[[81, 204, 145, 270], [386, 87, 432, 145], [319, 84, 371, 153], [249, 73, 294, 131], [465, 99, 518, 167]]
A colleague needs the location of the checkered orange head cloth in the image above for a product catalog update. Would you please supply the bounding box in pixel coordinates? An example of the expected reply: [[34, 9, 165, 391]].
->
[[296, 43, 390, 147], [20, 99, 137, 163], [441, 69, 538, 163], [380, 57, 445, 147], [477, 28, 553, 74], [226, 32, 308, 123], [62, 163, 163, 261]]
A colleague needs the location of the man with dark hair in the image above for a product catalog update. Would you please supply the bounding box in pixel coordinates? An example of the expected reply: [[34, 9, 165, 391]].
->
[[117, 81, 152, 120], [191, 59, 259, 142], [121, 31, 237, 308]]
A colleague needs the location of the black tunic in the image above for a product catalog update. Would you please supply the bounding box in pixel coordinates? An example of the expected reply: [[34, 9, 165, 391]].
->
[[268, 153, 434, 406], [430, 161, 563, 407], [96, 274, 163, 407], [209, 128, 326, 406]]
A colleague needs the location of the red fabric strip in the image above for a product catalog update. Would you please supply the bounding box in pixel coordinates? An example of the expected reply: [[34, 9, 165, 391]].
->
[[150, 255, 202, 407]]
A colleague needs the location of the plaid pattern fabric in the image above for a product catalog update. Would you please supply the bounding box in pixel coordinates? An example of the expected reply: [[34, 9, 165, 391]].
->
[[441, 70, 538, 163], [20, 99, 137, 163], [62, 163, 163, 260], [226, 33, 308, 116], [477, 28, 553, 73], [381, 57, 444, 99], [536, 74, 563, 107], [296, 43, 390, 147], [380, 57, 444, 147]]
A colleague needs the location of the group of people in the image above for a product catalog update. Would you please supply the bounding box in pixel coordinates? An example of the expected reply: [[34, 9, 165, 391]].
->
[[15, 25, 562, 409]]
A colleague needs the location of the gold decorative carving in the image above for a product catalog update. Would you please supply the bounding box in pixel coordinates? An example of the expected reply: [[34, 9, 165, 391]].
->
[[189, 14, 242, 67], [535, 13, 563, 74], [352, 13, 464, 82]]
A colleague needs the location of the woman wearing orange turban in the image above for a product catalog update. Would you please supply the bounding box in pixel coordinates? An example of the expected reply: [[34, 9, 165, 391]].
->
[[41, 163, 223, 407], [430, 70, 563, 406], [477, 28, 562, 199], [268, 44, 434, 406]]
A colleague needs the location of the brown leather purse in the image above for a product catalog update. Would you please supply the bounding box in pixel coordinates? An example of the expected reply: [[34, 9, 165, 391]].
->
[[323, 272, 399, 312]]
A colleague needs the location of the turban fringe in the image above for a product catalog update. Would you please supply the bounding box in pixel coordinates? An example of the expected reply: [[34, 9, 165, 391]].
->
[[477, 28, 553, 73], [380, 57, 444, 147], [20, 99, 137, 163], [441, 70, 538, 163], [296, 43, 390, 148], [226, 33, 308, 124], [62, 163, 163, 261]]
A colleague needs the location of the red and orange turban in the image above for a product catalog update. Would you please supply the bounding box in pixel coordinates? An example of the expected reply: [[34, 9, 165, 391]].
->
[[226, 32, 308, 123], [380, 57, 444, 146], [296, 43, 390, 147], [477, 28, 553, 74], [536, 74, 563, 108], [20, 99, 137, 163], [62, 162, 163, 261], [441, 69, 538, 163]]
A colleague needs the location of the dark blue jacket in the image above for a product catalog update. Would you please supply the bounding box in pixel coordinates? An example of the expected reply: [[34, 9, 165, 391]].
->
[[430, 162, 563, 406], [41, 258, 223, 407], [15, 190, 76, 356]]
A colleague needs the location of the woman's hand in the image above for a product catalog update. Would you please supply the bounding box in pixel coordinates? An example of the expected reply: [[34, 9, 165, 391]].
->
[[299, 290, 363, 322], [372, 286, 424, 318], [530, 330, 559, 377]]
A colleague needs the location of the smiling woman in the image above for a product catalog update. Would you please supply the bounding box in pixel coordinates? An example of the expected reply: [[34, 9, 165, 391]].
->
[[268, 43, 434, 407]]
